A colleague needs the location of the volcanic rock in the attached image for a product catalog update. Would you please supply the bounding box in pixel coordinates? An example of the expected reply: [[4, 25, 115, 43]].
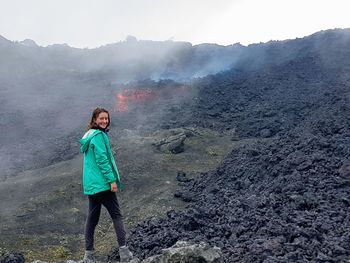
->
[[152, 133, 187, 154], [142, 241, 222, 263], [176, 171, 193, 183], [0, 253, 25, 263], [339, 160, 350, 179], [125, 56, 350, 262], [127, 128, 350, 262], [259, 128, 272, 138]]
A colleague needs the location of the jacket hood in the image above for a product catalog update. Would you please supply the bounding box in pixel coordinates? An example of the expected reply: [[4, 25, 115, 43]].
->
[[79, 129, 101, 153]]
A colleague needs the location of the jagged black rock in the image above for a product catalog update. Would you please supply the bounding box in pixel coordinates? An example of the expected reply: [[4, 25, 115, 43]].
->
[[116, 29, 350, 262]]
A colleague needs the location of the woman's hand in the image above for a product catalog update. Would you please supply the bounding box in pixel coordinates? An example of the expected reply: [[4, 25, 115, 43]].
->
[[110, 182, 118, 192]]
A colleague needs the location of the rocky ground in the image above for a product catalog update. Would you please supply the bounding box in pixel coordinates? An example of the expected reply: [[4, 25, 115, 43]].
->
[[116, 36, 350, 262], [1, 241, 222, 263], [127, 128, 350, 262], [0, 126, 236, 262]]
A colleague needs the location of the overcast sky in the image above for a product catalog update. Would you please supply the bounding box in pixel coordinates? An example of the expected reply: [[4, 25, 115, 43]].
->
[[0, 0, 349, 48]]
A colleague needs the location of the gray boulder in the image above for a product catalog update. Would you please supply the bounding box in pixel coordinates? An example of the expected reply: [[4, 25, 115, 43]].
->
[[339, 159, 350, 179], [259, 128, 272, 138], [141, 241, 222, 263], [1, 253, 25, 263], [153, 133, 187, 154]]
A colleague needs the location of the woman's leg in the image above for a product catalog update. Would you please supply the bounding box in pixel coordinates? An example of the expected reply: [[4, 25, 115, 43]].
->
[[85, 194, 102, 250], [101, 191, 126, 247]]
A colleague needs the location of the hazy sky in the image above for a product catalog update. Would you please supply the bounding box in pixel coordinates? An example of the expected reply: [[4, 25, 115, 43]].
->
[[1, 0, 349, 48]]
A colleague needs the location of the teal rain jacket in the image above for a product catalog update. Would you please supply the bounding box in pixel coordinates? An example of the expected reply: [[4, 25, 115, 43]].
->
[[79, 129, 122, 195]]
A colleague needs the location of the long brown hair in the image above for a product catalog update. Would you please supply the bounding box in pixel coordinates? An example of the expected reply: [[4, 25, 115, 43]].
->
[[88, 107, 110, 131]]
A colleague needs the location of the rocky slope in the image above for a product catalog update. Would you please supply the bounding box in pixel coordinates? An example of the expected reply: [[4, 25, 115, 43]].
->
[[119, 30, 350, 262], [127, 129, 350, 262]]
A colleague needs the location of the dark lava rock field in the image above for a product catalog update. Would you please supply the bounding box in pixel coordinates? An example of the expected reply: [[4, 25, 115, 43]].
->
[[115, 30, 350, 262], [2, 29, 350, 262]]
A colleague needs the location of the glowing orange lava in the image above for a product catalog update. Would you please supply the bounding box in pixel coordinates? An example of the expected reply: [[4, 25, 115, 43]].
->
[[115, 88, 158, 112], [116, 92, 128, 112], [114, 85, 190, 112]]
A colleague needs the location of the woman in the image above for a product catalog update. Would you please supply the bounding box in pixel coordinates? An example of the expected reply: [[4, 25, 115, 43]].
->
[[79, 107, 133, 263]]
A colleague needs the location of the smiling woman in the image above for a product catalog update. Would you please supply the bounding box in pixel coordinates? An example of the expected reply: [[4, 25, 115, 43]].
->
[[79, 107, 133, 262], [92, 111, 109, 130]]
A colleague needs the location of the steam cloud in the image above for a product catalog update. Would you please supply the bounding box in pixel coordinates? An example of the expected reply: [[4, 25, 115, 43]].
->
[[0, 36, 239, 178]]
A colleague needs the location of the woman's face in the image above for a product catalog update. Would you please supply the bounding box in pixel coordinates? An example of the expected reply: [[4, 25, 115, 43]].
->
[[95, 112, 109, 129]]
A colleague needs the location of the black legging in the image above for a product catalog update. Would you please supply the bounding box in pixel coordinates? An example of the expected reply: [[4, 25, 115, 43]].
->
[[85, 190, 126, 250]]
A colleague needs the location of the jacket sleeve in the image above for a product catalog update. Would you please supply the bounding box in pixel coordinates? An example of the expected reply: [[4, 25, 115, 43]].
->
[[91, 133, 116, 183]]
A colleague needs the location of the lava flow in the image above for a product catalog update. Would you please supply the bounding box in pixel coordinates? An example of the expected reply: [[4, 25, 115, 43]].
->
[[115, 88, 159, 112]]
